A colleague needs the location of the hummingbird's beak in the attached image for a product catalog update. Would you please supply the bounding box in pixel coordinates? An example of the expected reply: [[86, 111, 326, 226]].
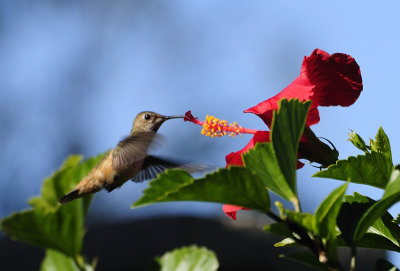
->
[[162, 115, 185, 121]]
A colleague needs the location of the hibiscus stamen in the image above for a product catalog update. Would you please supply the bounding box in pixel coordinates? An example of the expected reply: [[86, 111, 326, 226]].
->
[[184, 111, 259, 138]]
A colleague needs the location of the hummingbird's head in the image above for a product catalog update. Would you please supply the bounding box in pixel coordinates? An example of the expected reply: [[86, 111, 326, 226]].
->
[[131, 111, 184, 133]]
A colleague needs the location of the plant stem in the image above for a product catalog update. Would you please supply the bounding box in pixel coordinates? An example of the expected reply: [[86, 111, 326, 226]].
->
[[292, 197, 302, 212], [266, 210, 318, 255], [266, 210, 283, 222], [265, 210, 344, 271], [349, 247, 356, 271], [74, 255, 86, 271]]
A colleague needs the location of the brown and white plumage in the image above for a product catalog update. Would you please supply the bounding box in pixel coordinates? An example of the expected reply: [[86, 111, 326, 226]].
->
[[59, 111, 189, 204]]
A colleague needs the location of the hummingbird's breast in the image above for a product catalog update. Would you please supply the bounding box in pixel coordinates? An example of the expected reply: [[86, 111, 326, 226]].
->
[[74, 150, 145, 195], [112, 157, 144, 188], [74, 151, 116, 193]]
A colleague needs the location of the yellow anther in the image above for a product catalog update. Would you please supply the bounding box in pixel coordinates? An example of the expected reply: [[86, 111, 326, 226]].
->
[[199, 114, 244, 138]]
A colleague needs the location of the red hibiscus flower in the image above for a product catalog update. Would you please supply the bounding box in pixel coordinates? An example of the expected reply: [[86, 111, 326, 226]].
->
[[245, 49, 362, 128], [225, 131, 270, 166], [185, 49, 363, 220]]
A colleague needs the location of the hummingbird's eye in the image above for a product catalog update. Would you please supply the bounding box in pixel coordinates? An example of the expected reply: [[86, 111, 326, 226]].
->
[[144, 114, 151, 120]]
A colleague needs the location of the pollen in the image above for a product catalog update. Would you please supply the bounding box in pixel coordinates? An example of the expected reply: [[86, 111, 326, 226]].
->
[[200, 115, 243, 138], [185, 110, 258, 138]]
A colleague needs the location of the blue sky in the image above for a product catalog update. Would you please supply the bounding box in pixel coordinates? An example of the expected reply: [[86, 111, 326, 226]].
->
[[1, 0, 400, 262]]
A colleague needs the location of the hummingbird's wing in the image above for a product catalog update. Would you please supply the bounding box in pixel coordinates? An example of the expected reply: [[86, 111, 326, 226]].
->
[[112, 132, 161, 171], [131, 155, 210, 183]]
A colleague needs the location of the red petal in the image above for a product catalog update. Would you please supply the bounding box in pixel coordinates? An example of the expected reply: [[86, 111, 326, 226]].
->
[[296, 160, 305, 169], [225, 130, 304, 168], [225, 151, 245, 167], [244, 49, 362, 127], [304, 49, 363, 107], [184, 111, 202, 125], [225, 131, 270, 167], [223, 204, 250, 220]]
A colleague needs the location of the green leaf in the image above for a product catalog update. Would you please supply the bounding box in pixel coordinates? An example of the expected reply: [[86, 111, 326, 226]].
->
[[383, 169, 400, 198], [352, 233, 400, 252], [336, 233, 400, 252], [0, 153, 105, 256], [271, 99, 311, 198], [132, 169, 193, 207], [337, 191, 400, 248], [368, 215, 400, 248], [370, 127, 393, 166], [40, 249, 80, 271], [348, 130, 369, 152], [133, 167, 270, 212], [374, 259, 400, 271], [394, 214, 400, 224], [243, 143, 295, 201], [274, 237, 296, 247], [279, 251, 329, 271], [156, 245, 219, 271], [337, 193, 373, 246], [313, 152, 393, 189], [315, 183, 347, 239], [263, 222, 293, 238], [243, 99, 310, 204], [354, 175, 400, 244], [0, 205, 85, 256], [275, 202, 317, 233]]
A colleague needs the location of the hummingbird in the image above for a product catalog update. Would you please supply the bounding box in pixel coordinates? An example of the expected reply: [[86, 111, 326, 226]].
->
[[59, 111, 189, 204]]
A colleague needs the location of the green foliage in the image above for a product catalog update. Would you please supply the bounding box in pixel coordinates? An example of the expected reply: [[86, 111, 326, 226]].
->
[[370, 127, 392, 165], [337, 192, 400, 250], [394, 214, 400, 224], [244, 143, 295, 202], [352, 233, 400, 252], [313, 152, 393, 188], [133, 167, 270, 212], [276, 201, 317, 233], [273, 184, 347, 240], [348, 130, 368, 152], [243, 99, 309, 210], [40, 250, 80, 271], [314, 128, 394, 189], [0, 154, 105, 256], [352, 173, 400, 245], [315, 183, 347, 239], [156, 245, 219, 271], [40, 249, 96, 271], [271, 99, 311, 199], [263, 222, 292, 237], [274, 232, 400, 252], [279, 251, 329, 271], [274, 237, 296, 247], [3, 99, 400, 271]]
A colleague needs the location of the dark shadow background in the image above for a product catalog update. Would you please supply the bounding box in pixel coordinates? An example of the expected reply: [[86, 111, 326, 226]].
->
[[0, 216, 386, 270], [1, 0, 399, 269]]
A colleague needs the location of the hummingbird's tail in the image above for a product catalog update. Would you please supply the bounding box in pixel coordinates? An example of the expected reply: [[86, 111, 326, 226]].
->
[[58, 189, 81, 204], [59, 175, 103, 204]]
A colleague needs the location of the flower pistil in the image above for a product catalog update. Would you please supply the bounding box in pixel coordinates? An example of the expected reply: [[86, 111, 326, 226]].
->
[[184, 111, 259, 138]]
